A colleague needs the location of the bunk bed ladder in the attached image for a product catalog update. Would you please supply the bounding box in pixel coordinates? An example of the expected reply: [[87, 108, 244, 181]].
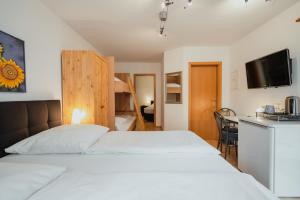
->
[[127, 77, 146, 131]]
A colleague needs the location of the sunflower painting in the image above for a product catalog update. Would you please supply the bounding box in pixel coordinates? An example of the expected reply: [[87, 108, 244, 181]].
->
[[0, 31, 26, 92]]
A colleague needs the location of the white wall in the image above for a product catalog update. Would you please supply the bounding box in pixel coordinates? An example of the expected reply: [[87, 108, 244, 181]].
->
[[164, 47, 231, 130], [0, 0, 97, 102], [115, 62, 162, 126], [229, 2, 300, 116], [135, 76, 155, 106]]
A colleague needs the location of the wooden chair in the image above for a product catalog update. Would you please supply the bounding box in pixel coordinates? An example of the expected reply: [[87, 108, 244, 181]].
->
[[214, 111, 238, 159], [218, 108, 236, 117]]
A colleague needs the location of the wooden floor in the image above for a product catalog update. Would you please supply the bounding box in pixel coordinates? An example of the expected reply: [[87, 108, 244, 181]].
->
[[206, 140, 238, 168], [135, 122, 162, 131]]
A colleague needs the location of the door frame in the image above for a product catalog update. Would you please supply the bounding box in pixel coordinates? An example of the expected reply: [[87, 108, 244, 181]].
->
[[188, 62, 222, 130], [133, 74, 156, 125]]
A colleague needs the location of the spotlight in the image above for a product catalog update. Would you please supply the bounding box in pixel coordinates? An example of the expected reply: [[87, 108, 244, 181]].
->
[[160, 27, 164, 35]]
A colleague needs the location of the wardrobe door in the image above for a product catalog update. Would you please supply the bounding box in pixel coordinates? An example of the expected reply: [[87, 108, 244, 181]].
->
[[62, 51, 114, 128], [62, 51, 98, 124], [93, 55, 108, 126]]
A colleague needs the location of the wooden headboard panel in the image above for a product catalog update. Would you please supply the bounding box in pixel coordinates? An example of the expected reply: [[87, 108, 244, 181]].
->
[[0, 100, 62, 157]]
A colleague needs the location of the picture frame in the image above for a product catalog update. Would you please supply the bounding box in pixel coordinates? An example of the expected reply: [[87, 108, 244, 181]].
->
[[0, 30, 26, 92]]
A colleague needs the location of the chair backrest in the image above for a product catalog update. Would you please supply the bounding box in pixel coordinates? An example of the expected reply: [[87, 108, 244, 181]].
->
[[214, 111, 223, 134], [218, 108, 236, 117]]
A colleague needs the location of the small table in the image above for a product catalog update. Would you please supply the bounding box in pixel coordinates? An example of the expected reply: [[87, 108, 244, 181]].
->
[[223, 116, 239, 124]]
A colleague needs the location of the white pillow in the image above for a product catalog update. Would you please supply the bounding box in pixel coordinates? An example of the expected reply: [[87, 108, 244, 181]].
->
[[5, 124, 109, 154], [0, 162, 65, 200]]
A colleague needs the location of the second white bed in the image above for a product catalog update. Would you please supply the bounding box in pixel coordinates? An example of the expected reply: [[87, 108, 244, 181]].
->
[[0, 128, 279, 200]]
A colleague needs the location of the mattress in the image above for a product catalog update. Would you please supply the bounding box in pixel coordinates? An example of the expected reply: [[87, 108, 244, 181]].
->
[[115, 115, 136, 131], [144, 104, 154, 114], [114, 77, 121, 82], [166, 83, 181, 87]]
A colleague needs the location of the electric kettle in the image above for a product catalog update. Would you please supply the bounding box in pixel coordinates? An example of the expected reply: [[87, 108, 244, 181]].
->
[[285, 96, 300, 115]]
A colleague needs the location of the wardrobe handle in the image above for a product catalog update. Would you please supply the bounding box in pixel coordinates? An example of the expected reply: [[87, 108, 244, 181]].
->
[[100, 105, 104, 109]]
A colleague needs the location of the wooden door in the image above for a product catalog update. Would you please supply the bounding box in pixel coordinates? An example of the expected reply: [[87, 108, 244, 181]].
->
[[189, 65, 218, 140]]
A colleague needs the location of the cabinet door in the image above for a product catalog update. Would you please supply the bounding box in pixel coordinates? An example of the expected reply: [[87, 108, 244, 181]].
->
[[100, 58, 109, 126], [93, 55, 105, 126], [238, 121, 275, 191], [274, 126, 300, 196]]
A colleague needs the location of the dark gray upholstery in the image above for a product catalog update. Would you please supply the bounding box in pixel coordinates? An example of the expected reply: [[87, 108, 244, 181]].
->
[[0, 100, 62, 157]]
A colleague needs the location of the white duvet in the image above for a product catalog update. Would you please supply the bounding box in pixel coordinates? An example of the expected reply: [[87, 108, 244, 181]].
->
[[87, 131, 220, 155], [29, 171, 278, 200], [0, 162, 65, 200], [0, 129, 278, 200]]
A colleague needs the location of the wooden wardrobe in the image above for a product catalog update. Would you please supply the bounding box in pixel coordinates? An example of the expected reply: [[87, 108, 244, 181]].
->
[[61, 50, 115, 130]]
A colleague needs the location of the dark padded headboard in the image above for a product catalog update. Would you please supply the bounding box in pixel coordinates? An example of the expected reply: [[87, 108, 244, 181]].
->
[[0, 100, 62, 157]]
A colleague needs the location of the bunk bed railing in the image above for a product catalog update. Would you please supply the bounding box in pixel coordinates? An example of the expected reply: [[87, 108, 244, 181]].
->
[[127, 77, 146, 131]]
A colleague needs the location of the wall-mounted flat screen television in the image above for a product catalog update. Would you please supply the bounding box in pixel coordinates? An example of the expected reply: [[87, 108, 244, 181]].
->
[[246, 49, 292, 89]]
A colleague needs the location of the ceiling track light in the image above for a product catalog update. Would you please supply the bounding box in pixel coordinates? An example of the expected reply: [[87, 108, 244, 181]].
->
[[159, 0, 192, 37], [245, 0, 272, 3]]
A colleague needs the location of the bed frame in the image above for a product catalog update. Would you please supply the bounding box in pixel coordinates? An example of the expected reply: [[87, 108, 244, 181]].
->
[[114, 73, 145, 130], [0, 100, 62, 158]]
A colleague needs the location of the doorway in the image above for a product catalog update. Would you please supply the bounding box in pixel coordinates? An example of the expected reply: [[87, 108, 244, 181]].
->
[[189, 62, 222, 143], [134, 74, 156, 128]]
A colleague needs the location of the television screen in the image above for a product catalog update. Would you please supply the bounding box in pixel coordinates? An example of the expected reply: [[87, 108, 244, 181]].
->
[[246, 49, 291, 89]]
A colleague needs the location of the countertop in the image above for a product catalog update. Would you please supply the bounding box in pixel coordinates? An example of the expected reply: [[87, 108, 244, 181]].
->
[[239, 116, 300, 128]]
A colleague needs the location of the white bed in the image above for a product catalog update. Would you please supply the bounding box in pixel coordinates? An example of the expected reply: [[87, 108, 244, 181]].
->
[[28, 171, 276, 200], [144, 104, 154, 114], [115, 115, 136, 131], [1, 153, 278, 200], [87, 131, 220, 154], [1, 153, 235, 174], [0, 128, 279, 200]]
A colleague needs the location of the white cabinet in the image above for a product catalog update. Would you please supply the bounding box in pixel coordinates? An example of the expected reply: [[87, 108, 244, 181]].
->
[[239, 122, 275, 190], [238, 117, 300, 197]]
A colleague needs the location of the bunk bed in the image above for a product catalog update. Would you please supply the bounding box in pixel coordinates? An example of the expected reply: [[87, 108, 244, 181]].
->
[[166, 83, 182, 94], [114, 77, 130, 93], [166, 72, 182, 104], [61, 50, 145, 131], [114, 73, 145, 131], [115, 113, 136, 131]]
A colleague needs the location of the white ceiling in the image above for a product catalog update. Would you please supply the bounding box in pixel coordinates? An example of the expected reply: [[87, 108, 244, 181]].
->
[[41, 0, 298, 62]]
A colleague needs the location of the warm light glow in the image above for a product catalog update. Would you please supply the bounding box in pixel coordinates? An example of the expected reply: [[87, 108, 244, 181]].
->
[[146, 96, 152, 105], [71, 108, 86, 124]]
